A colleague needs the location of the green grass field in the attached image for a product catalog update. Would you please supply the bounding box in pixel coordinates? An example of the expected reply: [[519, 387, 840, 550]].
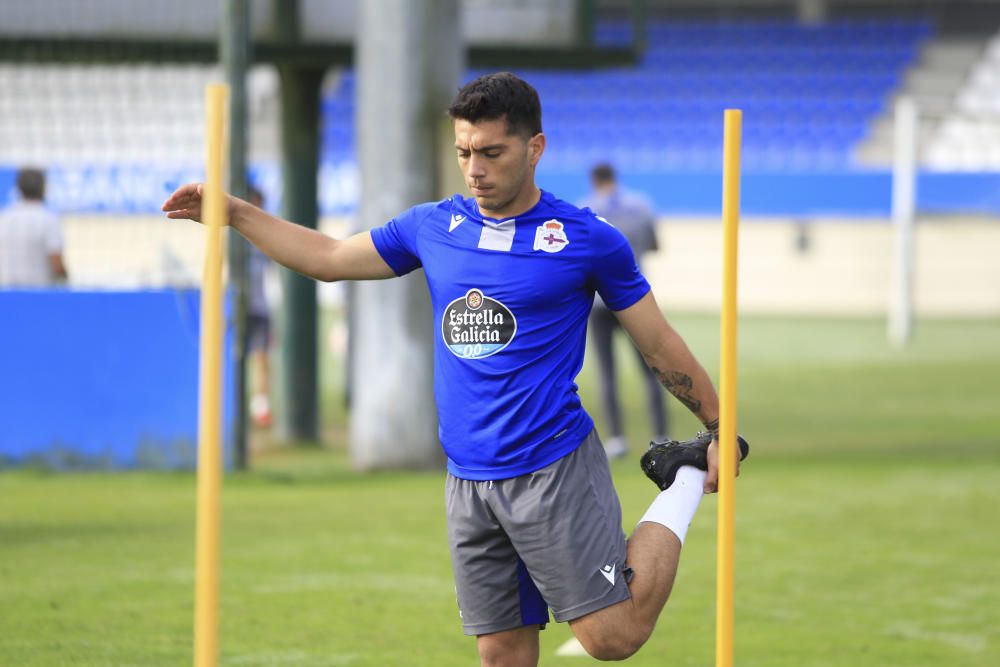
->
[[2, 314, 999, 666]]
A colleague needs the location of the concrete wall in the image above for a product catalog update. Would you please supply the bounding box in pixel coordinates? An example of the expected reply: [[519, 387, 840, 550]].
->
[[647, 217, 1000, 316]]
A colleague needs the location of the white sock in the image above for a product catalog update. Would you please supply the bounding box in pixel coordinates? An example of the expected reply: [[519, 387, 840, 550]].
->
[[638, 466, 706, 545]]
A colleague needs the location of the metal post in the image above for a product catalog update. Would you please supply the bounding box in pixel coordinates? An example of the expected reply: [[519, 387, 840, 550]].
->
[[274, 0, 321, 442], [222, 0, 250, 468], [889, 97, 918, 347], [797, 0, 828, 24], [630, 0, 648, 54], [277, 64, 322, 442], [575, 0, 597, 45]]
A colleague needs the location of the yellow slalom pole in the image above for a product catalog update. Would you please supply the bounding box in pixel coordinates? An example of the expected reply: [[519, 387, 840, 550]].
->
[[194, 83, 229, 667], [716, 109, 742, 667]]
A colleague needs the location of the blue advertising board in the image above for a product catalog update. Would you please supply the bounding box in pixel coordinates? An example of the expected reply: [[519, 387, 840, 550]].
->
[[2, 162, 999, 218], [0, 289, 234, 469]]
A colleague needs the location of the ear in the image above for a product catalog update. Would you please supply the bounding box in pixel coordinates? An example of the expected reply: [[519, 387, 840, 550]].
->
[[528, 132, 546, 167]]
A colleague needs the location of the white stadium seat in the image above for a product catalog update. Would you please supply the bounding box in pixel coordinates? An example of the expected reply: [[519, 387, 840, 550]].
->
[[926, 28, 1000, 169], [0, 64, 277, 166]]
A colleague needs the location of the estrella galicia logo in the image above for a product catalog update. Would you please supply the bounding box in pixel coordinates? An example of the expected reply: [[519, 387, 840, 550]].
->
[[442, 289, 517, 359]]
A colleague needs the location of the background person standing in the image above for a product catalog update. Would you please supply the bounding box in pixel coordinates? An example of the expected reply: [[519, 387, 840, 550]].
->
[[0, 167, 68, 287], [246, 186, 275, 428], [580, 163, 667, 458]]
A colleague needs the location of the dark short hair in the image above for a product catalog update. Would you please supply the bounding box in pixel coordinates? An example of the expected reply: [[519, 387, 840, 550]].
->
[[16, 167, 45, 200], [591, 163, 616, 184], [447, 72, 542, 138]]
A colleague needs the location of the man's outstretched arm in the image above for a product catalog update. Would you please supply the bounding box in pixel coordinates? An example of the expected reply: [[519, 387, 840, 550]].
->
[[162, 183, 396, 282]]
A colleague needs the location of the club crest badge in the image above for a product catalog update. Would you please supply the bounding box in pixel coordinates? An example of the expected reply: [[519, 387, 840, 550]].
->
[[533, 219, 569, 253]]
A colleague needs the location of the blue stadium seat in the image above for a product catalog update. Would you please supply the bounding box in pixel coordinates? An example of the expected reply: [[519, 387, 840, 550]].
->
[[319, 18, 929, 169]]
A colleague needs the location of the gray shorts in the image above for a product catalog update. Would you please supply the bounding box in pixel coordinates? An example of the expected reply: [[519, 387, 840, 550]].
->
[[445, 430, 631, 636]]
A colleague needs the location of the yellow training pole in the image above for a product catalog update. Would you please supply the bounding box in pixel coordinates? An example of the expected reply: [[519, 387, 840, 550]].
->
[[716, 109, 742, 667], [194, 83, 229, 667]]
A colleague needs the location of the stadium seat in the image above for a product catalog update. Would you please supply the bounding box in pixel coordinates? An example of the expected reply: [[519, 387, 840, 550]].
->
[[925, 27, 1000, 169], [316, 18, 929, 170], [0, 19, 936, 172]]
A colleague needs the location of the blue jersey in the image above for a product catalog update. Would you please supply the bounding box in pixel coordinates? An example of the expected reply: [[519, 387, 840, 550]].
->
[[370, 190, 650, 480]]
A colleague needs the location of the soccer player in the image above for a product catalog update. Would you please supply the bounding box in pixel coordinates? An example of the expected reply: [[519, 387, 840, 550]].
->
[[163, 72, 747, 666]]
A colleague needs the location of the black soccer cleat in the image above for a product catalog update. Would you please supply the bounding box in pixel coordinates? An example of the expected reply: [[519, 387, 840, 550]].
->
[[640, 432, 750, 491]]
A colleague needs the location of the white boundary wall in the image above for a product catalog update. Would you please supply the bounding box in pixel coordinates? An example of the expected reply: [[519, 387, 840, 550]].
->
[[646, 217, 1000, 316]]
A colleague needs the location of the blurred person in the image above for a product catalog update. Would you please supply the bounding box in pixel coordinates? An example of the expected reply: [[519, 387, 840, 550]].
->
[[0, 167, 68, 287], [163, 72, 748, 666], [580, 163, 668, 459], [246, 187, 274, 428]]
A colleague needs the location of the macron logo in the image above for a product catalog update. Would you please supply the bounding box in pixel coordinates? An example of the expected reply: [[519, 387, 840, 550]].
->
[[599, 564, 616, 586], [449, 214, 466, 232]]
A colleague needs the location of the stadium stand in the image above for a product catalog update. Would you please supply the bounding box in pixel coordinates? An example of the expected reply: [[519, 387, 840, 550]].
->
[[0, 19, 959, 181], [2, 16, 998, 221], [855, 33, 990, 167], [924, 29, 1000, 170], [325, 19, 931, 170], [0, 63, 283, 165]]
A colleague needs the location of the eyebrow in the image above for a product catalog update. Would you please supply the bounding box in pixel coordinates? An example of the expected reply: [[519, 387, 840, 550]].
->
[[455, 143, 506, 153]]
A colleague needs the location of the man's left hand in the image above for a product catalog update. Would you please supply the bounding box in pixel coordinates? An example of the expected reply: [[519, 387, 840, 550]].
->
[[704, 438, 743, 494]]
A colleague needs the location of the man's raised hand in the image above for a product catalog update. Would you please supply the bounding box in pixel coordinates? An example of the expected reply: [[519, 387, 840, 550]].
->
[[162, 183, 217, 224]]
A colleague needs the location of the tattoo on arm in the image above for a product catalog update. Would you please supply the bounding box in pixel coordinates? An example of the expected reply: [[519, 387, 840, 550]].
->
[[703, 418, 720, 438], [651, 367, 702, 413]]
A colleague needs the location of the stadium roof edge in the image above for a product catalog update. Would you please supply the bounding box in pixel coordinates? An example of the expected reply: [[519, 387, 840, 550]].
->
[[0, 38, 642, 69]]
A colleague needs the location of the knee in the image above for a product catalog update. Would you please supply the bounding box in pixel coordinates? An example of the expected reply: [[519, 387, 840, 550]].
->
[[577, 624, 653, 662], [478, 641, 509, 667], [478, 644, 532, 667], [477, 628, 538, 667]]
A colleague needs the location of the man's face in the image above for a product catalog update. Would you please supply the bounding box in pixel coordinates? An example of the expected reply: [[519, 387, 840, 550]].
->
[[453, 116, 543, 216]]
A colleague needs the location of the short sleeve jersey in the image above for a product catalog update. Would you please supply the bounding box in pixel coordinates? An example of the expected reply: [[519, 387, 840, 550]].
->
[[371, 190, 650, 480], [0, 201, 65, 287]]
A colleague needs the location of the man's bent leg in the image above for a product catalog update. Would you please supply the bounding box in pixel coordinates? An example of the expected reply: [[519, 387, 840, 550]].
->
[[569, 465, 707, 660], [477, 625, 540, 667], [568, 522, 681, 660]]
